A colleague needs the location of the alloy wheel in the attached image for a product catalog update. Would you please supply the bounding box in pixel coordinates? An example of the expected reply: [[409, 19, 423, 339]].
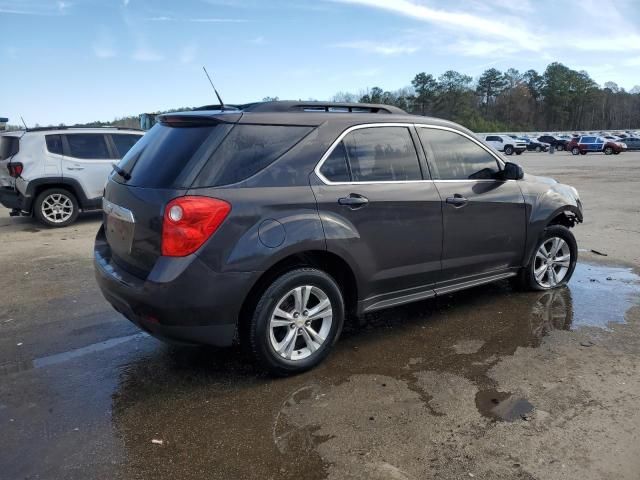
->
[[269, 285, 333, 361], [41, 193, 74, 224], [533, 237, 571, 288]]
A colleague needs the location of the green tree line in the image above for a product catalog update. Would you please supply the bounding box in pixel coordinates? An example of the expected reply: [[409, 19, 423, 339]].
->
[[333, 62, 640, 132]]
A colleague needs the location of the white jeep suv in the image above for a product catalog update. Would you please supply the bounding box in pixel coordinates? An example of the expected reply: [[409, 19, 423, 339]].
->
[[483, 135, 527, 156], [0, 127, 143, 227]]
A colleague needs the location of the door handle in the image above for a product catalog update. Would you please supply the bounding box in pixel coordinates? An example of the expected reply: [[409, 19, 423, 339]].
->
[[67, 165, 84, 170], [446, 194, 468, 207], [338, 193, 369, 209]]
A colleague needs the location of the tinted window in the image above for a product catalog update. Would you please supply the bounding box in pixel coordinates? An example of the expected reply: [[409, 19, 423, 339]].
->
[[0, 136, 19, 160], [319, 141, 350, 182], [45, 134, 63, 155], [117, 123, 232, 188], [111, 134, 141, 158], [418, 128, 499, 180], [65, 134, 109, 159], [195, 124, 313, 187], [342, 127, 421, 182]]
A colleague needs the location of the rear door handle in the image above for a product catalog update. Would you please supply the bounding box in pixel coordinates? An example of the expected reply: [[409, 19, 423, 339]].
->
[[67, 165, 84, 170], [446, 194, 468, 207], [338, 193, 369, 209]]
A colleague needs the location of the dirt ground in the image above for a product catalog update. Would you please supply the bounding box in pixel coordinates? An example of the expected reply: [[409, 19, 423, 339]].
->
[[0, 151, 639, 479]]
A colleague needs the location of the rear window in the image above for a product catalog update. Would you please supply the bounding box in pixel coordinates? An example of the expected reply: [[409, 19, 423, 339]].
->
[[193, 124, 313, 187], [66, 134, 110, 159], [0, 135, 19, 160], [115, 123, 233, 188], [111, 134, 141, 158]]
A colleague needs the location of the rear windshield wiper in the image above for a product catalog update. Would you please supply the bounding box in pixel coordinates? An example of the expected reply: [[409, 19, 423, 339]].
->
[[112, 164, 131, 181]]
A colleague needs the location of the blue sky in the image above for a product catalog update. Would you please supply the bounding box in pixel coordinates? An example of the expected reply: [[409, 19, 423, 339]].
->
[[2, 0, 640, 126]]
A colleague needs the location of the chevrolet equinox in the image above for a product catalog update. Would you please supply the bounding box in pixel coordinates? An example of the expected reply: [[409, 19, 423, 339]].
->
[[95, 101, 583, 375]]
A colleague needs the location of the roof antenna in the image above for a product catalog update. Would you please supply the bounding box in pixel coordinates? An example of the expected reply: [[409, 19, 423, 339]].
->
[[20, 116, 28, 130], [202, 66, 226, 111]]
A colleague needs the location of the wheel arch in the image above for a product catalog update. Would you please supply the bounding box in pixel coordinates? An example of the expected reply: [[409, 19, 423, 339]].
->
[[238, 250, 359, 341], [24, 177, 89, 213]]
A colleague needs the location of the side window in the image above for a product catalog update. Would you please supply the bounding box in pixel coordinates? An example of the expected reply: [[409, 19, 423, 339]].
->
[[65, 134, 110, 159], [319, 141, 350, 182], [111, 134, 141, 158], [45, 134, 63, 155], [418, 128, 500, 181], [342, 126, 422, 182], [486, 135, 497, 142]]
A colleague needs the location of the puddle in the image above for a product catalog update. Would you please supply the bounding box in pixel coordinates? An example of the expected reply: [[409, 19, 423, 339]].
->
[[3, 261, 640, 479], [475, 389, 534, 422]]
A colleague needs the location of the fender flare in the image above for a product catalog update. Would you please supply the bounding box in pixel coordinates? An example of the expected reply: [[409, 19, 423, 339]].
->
[[23, 177, 91, 212]]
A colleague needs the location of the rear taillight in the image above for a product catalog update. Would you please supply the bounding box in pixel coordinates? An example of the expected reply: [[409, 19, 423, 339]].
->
[[8, 163, 23, 178], [162, 196, 231, 257]]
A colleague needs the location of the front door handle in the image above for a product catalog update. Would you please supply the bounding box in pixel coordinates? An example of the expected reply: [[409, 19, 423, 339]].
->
[[67, 165, 84, 171], [446, 194, 468, 207], [338, 193, 369, 209]]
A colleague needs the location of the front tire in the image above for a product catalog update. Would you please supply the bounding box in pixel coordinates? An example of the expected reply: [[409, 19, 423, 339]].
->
[[535, 146, 542, 153], [504, 145, 514, 155], [520, 225, 577, 291], [571, 147, 580, 155], [604, 146, 613, 155], [34, 188, 79, 227], [556, 144, 564, 151], [249, 268, 345, 376]]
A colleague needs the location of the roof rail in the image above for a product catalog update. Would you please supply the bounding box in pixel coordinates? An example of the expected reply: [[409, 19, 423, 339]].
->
[[239, 101, 407, 115], [23, 125, 144, 133]]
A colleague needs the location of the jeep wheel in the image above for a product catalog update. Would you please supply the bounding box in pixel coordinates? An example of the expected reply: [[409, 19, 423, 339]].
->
[[34, 188, 79, 227], [571, 147, 580, 155], [556, 144, 564, 151], [249, 268, 344, 376], [604, 146, 613, 155], [504, 145, 514, 155], [519, 225, 577, 291]]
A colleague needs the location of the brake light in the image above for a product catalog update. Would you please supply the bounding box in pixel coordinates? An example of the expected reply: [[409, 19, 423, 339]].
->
[[8, 163, 23, 178], [162, 196, 231, 257]]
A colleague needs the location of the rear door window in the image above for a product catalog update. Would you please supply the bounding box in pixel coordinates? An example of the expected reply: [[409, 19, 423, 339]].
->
[[45, 134, 63, 155], [194, 124, 313, 187], [65, 134, 110, 159], [0, 136, 19, 160], [341, 126, 422, 182], [418, 128, 500, 180], [110, 134, 141, 158]]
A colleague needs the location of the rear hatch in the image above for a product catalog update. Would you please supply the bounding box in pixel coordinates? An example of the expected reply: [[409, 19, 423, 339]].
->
[[103, 113, 240, 277], [0, 133, 20, 188]]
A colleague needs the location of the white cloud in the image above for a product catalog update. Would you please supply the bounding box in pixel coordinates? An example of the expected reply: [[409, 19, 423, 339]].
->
[[333, 40, 418, 55], [132, 46, 163, 62], [180, 43, 198, 64], [92, 29, 116, 59]]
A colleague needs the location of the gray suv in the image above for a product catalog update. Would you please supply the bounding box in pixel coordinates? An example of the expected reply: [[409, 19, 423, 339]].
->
[[95, 101, 583, 375]]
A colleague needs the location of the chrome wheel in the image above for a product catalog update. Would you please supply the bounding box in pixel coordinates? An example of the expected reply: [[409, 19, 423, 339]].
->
[[41, 193, 74, 224], [534, 237, 571, 288], [269, 285, 333, 361]]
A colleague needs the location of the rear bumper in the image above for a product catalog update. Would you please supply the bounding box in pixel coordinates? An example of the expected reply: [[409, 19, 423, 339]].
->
[[94, 227, 259, 347], [0, 187, 21, 210]]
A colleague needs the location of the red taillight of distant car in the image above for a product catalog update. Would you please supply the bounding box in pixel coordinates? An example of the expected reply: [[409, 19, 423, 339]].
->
[[8, 162, 23, 177], [161, 196, 231, 257]]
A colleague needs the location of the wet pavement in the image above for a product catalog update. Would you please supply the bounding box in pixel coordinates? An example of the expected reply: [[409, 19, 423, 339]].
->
[[1, 257, 639, 479]]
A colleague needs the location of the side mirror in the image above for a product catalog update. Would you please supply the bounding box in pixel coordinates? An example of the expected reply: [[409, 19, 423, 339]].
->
[[502, 161, 524, 180]]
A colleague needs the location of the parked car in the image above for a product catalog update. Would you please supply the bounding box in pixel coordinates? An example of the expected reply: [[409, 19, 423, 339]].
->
[[483, 135, 527, 155], [567, 136, 625, 155], [538, 135, 569, 151], [520, 137, 549, 152], [0, 127, 144, 226], [94, 101, 583, 375], [619, 137, 640, 150]]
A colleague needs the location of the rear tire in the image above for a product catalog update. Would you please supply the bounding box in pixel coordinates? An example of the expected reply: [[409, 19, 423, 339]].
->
[[249, 268, 345, 376], [556, 144, 564, 151], [518, 225, 577, 291], [34, 188, 79, 227]]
